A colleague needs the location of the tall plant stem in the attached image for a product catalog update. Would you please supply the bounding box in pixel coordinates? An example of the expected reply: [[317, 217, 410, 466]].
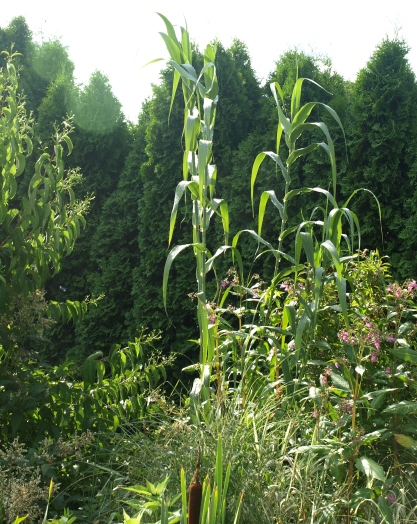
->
[[275, 176, 291, 275], [346, 358, 361, 524], [264, 164, 291, 331], [392, 314, 401, 477], [215, 328, 223, 410]]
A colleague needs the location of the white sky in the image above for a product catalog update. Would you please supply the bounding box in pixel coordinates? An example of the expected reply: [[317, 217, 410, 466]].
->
[[2, 0, 415, 122]]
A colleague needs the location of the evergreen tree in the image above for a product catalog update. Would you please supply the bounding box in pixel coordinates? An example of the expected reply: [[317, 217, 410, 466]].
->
[[0, 17, 35, 109], [43, 71, 130, 361], [342, 37, 417, 279], [73, 108, 150, 353]]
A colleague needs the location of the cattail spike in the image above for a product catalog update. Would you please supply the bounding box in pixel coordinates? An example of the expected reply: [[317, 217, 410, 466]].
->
[[188, 445, 202, 524]]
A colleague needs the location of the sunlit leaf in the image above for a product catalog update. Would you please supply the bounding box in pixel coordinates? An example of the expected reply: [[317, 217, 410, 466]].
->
[[355, 456, 386, 482]]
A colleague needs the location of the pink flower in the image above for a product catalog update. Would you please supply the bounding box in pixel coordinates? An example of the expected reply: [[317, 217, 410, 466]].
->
[[340, 331, 349, 343], [387, 493, 397, 504], [371, 352, 377, 363], [280, 281, 290, 292], [387, 334, 396, 343], [408, 280, 417, 292], [209, 315, 215, 324], [320, 375, 328, 386], [374, 337, 381, 351], [385, 367, 391, 375]]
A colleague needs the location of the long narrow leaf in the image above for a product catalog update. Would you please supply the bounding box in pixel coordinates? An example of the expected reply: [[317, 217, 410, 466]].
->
[[270, 83, 291, 135], [251, 152, 288, 214], [258, 190, 285, 237], [290, 77, 305, 120], [169, 181, 198, 246], [157, 13, 182, 53], [292, 102, 316, 125], [205, 246, 243, 285], [287, 142, 319, 165], [163, 243, 201, 312], [321, 239, 349, 326]]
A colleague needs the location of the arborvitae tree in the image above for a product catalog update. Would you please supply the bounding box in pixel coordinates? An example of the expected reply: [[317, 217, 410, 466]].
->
[[37, 71, 77, 142], [72, 108, 150, 353], [32, 39, 75, 86], [0, 19, 74, 117], [212, 41, 263, 236], [342, 37, 417, 279], [43, 71, 130, 361], [0, 17, 36, 109]]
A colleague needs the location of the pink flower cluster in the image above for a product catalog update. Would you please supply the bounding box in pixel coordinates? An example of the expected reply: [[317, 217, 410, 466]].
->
[[338, 318, 383, 362], [386, 280, 417, 299], [279, 280, 305, 294]]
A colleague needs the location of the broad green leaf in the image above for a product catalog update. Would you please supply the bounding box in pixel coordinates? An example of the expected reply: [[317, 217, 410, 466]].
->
[[394, 433, 417, 448], [141, 56, 164, 68], [169, 69, 181, 122], [316, 101, 346, 146], [386, 345, 417, 363], [270, 81, 284, 105], [198, 61, 218, 100], [383, 401, 417, 416], [355, 456, 386, 482], [330, 372, 351, 392]]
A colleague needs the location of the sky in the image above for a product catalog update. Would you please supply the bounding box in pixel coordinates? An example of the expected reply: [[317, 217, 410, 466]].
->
[[2, 0, 416, 122]]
